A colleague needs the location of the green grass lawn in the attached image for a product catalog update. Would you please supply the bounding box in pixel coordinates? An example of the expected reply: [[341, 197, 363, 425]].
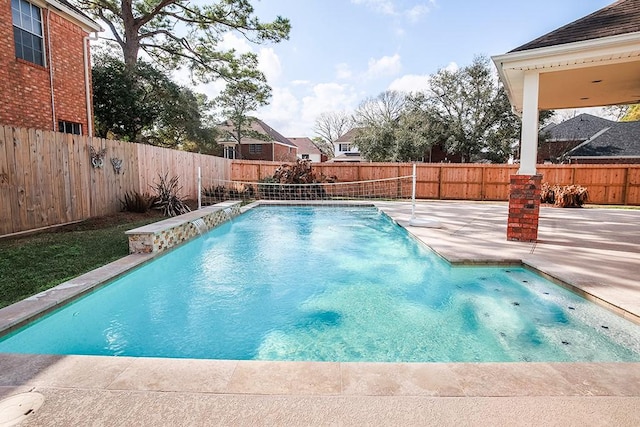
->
[[0, 212, 163, 309]]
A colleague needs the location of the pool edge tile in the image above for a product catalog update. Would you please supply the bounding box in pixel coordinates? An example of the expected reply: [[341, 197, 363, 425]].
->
[[340, 362, 465, 397], [106, 357, 238, 393], [227, 361, 342, 395]]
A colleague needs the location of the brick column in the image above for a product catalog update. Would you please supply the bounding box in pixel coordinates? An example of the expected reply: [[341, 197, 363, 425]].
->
[[508, 174, 542, 242]]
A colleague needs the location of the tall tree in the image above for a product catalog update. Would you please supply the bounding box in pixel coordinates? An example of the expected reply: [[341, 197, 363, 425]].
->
[[92, 55, 166, 141], [77, 0, 290, 81], [93, 53, 218, 149], [313, 111, 353, 145], [311, 137, 335, 159], [214, 73, 271, 158], [353, 90, 435, 162], [424, 56, 520, 162]]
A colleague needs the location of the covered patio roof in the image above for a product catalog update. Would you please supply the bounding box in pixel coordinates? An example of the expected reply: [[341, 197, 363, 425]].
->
[[493, 0, 640, 115], [492, 0, 640, 178]]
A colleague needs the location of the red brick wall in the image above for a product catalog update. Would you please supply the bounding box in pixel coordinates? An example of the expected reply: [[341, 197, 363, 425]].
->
[[240, 143, 273, 160], [507, 174, 542, 242], [274, 144, 297, 162], [0, 1, 92, 134]]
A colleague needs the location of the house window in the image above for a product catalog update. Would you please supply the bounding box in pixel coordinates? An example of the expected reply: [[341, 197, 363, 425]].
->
[[223, 146, 236, 159], [301, 154, 310, 159], [12, 0, 45, 66], [249, 144, 262, 154], [59, 121, 82, 135], [339, 143, 351, 152]]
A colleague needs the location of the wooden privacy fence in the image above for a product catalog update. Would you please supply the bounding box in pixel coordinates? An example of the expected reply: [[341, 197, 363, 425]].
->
[[0, 126, 231, 235], [231, 160, 640, 205]]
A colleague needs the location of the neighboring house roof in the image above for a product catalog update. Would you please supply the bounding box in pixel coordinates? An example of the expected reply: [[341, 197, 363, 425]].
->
[[541, 113, 616, 141], [49, 0, 103, 32], [510, 0, 640, 52], [567, 120, 640, 158], [335, 128, 360, 143], [218, 118, 297, 148], [288, 137, 322, 155]]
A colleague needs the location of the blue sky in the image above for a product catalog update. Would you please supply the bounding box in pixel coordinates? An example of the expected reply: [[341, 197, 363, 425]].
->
[[188, 0, 614, 138]]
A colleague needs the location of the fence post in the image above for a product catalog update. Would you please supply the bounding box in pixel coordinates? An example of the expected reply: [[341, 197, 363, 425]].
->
[[197, 166, 202, 210]]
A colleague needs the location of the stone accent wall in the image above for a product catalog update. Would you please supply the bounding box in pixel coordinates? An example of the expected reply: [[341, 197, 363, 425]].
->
[[126, 202, 241, 254], [507, 174, 542, 242], [0, 3, 92, 134]]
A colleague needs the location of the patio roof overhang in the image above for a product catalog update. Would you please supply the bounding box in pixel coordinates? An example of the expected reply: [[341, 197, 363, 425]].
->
[[492, 31, 640, 115]]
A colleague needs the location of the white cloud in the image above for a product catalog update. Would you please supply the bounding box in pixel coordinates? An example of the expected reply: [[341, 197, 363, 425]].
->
[[406, 4, 430, 23], [335, 63, 353, 80], [365, 54, 402, 79], [258, 47, 282, 83], [302, 83, 358, 120], [256, 87, 301, 135], [254, 82, 359, 138], [351, 0, 396, 15], [444, 61, 459, 73], [291, 80, 311, 86], [388, 74, 431, 93]]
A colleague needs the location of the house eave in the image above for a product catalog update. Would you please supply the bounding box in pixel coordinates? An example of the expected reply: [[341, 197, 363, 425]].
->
[[492, 31, 640, 113], [45, 0, 103, 32]]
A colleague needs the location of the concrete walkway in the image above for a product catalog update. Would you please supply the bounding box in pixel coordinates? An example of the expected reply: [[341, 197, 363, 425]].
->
[[1, 201, 639, 426]]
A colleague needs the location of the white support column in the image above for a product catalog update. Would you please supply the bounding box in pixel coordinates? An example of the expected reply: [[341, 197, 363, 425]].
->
[[518, 71, 540, 175]]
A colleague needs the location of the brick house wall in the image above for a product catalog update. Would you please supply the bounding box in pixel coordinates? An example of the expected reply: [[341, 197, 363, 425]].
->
[[239, 143, 297, 161], [0, 0, 96, 135]]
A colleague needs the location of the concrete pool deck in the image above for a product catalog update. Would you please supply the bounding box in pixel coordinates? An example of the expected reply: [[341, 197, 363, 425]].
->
[[1, 201, 639, 426]]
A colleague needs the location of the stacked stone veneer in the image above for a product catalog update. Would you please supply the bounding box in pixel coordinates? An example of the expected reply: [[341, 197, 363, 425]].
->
[[126, 201, 241, 254], [508, 174, 542, 242]]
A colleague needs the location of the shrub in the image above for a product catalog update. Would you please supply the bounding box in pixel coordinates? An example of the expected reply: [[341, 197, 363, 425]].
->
[[120, 191, 155, 213], [541, 183, 588, 208], [151, 173, 191, 217]]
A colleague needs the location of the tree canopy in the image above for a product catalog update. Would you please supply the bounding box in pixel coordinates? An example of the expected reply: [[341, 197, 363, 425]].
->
[[313, 111, 353, 145], [77, 0, 290, 82], [92, 53, 219, 153], [214, 71, 272, 158], [422, 56, 520, 163]]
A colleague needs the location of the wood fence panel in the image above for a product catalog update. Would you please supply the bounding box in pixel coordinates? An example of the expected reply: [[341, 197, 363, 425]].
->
[[440, 165, 483, 200], [626, 167, 640, 205], [483, 166, 517, 200], [574, 166, 627, 204], [0, 125, 231, 235], [415, 166, 440, 199], [537, 166, 575, 185], [0, 128, 16, 233], [314, 164, 360, 182]]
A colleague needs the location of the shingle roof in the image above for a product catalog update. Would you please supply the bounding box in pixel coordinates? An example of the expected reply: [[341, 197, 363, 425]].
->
[[288, 137, 322, 155], [541, 113, 615, 141], [568, 120, 640, 157], [335, 128, 360, 143], [219, 118, 297, 147], [511, 0, 640, 52]]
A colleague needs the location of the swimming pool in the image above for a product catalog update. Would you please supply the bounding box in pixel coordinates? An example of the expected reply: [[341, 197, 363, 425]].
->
[[1, 205, 639, 362]]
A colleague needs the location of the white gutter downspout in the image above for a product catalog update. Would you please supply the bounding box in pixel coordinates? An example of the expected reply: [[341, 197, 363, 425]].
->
[[83, 32, 99, 136], [47, 8, 56, 131]]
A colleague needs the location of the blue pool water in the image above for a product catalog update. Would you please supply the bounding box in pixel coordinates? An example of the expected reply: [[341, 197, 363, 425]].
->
[[1, 206, 639, 362]]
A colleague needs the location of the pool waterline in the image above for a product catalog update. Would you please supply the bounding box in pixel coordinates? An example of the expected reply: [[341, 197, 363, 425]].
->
[[2, 204, 636, 362]]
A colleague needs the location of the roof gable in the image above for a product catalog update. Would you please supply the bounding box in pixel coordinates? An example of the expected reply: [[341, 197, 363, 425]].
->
[[541, 113, 616, 141], [218, 118, 297, 147], [335, 128, 360, 143], [288, 137, 322, 154], [511, 0, 640, 52], [568, 120, 640, 157]]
